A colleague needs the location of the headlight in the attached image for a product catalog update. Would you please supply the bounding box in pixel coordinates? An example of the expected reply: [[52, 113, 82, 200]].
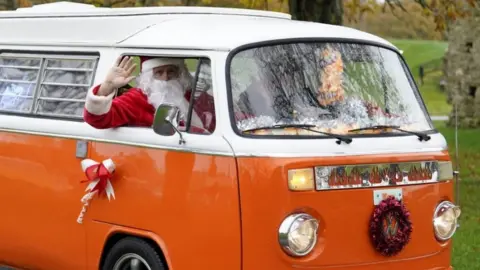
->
[[278, 213, 319, 256], [433, 201, 461, 241]]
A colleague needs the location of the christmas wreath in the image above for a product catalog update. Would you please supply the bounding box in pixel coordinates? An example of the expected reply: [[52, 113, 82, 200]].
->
[[369, 195, 413, 256]]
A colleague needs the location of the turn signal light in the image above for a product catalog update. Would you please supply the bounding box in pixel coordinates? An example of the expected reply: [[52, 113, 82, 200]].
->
[[288, 168, 315, 191]]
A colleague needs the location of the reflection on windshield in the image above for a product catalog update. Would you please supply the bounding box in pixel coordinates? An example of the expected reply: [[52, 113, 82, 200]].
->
[[228, 42, 432, 136]]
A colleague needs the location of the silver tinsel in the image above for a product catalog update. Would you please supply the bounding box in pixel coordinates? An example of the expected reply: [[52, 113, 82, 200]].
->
[[236, 97, 426, 134]]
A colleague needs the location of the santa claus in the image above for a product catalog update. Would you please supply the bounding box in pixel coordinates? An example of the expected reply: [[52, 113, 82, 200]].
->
[[83, 56, 215, 134]]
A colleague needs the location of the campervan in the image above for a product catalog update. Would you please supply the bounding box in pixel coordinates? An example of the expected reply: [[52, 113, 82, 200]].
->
[[0, 2, 460, 270]]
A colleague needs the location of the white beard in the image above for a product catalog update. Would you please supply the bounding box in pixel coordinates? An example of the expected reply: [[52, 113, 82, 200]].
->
[[146, 79, 204, 129]]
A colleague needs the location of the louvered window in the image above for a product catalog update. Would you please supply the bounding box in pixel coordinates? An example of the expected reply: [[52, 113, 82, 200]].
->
[[0, 53, 98, 119]]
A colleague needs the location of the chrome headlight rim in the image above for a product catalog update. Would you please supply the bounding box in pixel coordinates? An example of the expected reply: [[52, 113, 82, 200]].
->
[[278, 213, 319, 257], [433, 200, 460, 241]]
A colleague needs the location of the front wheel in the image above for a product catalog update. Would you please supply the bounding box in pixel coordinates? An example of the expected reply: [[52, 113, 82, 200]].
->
[[102, 237, 166, 270]]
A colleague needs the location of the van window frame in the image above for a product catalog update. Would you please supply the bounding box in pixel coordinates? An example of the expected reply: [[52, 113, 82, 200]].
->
[[119, 52, 216, 136], [0, 50, 100, 121]]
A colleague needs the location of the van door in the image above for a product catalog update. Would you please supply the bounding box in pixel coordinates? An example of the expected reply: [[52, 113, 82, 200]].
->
[[82, 52, 241, 270], [0, 51, 99, 269]]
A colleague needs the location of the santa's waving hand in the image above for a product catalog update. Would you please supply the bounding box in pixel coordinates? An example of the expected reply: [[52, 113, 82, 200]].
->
[[83, 55, 215, 134], [97, 56, 137, 97]]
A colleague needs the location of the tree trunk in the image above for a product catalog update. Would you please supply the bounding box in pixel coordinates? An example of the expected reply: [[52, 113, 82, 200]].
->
[[184, 0, 198, 5], [5, 0, 16, 10], [289, 0, 343, 25], [135, 0, 146, 7]]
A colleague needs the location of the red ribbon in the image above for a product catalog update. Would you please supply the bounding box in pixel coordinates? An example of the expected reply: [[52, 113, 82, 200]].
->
[[81, 163, 112, 195]]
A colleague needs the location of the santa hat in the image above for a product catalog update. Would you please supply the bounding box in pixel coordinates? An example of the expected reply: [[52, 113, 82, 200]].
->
[[140, 56, 186, 72]]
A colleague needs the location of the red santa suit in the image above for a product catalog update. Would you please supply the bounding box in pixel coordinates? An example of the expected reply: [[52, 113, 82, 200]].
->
[[83, 57, 215, 134]]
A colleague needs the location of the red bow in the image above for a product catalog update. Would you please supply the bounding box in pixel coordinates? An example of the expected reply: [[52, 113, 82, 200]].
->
[[81, 163, 112, 195], [77, 158, 116, 224]]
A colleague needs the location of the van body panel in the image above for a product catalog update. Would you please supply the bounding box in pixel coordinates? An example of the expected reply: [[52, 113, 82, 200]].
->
[[86, 141, 241, 270], [236, 151, 453, 269], [2, 4, 292, 19], [0, 16, 163, 47], [0, 131, 88, 270], [223, 132, 448, 158], [117, 16, 395, 51], [0, 128, 240, 269]]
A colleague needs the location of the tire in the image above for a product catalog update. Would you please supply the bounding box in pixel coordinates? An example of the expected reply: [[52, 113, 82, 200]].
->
[[102, 237, 166, 270]]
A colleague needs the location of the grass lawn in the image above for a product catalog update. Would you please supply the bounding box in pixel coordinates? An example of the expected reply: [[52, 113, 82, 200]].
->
[[390, 39, 448, 73], [434, 120, 480, 269], [390, 39, 451, 116]]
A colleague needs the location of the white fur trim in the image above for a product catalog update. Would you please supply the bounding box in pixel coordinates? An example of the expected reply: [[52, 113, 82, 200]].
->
[[142, 58, 185, 72], [84, 86, 115, 115]]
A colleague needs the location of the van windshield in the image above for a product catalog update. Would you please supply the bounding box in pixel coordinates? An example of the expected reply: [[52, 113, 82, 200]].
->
[[228, 42, 433, 136]]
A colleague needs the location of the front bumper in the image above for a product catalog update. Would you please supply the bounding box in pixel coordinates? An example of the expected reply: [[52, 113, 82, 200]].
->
[[286, 247, 453, 270]]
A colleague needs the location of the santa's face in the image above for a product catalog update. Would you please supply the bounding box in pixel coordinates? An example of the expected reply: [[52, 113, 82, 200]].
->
[[141, 62, 204, 128], [152, 64, 180, 81], [137, 61, 191, 102], [148, 64, 185, 95], [144, 64, 186, 111]]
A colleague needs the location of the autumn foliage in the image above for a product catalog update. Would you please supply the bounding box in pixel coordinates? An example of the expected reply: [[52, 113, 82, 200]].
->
[[344, 0, 447, 40], [344, 0, 477, 32], [0, 0, 477, 39]]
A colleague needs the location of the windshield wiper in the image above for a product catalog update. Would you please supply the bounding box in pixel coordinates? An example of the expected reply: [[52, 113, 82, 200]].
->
[[242, 124, 353, 144], [347, 125, 431, 141]]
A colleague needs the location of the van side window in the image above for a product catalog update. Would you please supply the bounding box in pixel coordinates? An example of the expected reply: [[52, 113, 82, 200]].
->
[[121, 55, 215, 134], [0, 53, 98, 119]]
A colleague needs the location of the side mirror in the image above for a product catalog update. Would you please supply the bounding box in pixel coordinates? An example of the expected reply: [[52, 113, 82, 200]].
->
[[153, 104, 186, 144]]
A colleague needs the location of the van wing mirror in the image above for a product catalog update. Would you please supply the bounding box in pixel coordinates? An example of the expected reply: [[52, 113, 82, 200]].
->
[[153, 104, 186, 145]]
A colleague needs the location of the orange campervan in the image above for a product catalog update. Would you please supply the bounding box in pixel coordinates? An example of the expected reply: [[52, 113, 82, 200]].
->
[[0, 3, 460, 270]]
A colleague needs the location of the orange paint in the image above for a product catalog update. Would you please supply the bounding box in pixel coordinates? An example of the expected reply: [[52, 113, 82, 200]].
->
[[0, 132, 241, 270], [0, 129, 455, 269], [236, 151, 453, 269]]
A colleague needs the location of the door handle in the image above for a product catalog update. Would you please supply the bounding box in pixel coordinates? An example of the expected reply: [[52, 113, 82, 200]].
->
[[76, 140, 88, 159]]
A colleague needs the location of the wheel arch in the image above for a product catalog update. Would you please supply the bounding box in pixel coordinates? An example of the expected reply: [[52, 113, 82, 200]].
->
[[98, 228, 172, 270]]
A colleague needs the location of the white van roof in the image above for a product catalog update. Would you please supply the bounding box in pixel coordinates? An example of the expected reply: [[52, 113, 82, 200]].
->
[[0, 2, 396, 51]]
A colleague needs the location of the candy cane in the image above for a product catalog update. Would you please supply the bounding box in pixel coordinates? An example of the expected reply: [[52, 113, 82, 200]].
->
[[77, 190, 98, 224]]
